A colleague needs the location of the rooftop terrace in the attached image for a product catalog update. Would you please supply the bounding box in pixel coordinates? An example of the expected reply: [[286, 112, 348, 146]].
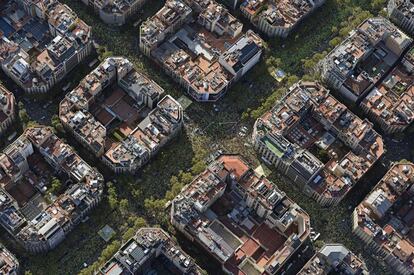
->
[[298, 243, 369, 275], [0, 0, 91, 93], [361, 45, 414, 133], [171, 154, 310, 274], [0, 126, 104, 253], [320, 17, 412, 101], [140, 0, 264, 102], [354, 162, 414, 274], [254, 81, 384, 205], [240, 0, 325, 37], [100, 227, 203, 275], [0, 244, 19, 275], [59, 57, 183, 173]]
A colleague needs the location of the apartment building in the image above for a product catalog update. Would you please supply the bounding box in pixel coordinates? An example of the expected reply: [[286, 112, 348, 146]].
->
[[298, 243, 369, 275], [352, 162, 414, 275], [0, 0, 92, 93], [139, 0, 192, 56], [389, 0, 414, 36], [319, 17, 412, 103], [253, 81, 384, 207], [81, 0, 148, 25], [0, 127, 104, 253], [100, 227, 203, 274], [59, 57, 183, 173], [0, 85, 15, 136], [0, 245, 19, 275], [240, 0, 325, 38], [361, 46, 414, 134], [140, 0, 264, 102], [171, 154, 311, 275]]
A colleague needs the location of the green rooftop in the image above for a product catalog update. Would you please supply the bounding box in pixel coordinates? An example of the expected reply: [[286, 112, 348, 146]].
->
[[263, 136, 284, 158]]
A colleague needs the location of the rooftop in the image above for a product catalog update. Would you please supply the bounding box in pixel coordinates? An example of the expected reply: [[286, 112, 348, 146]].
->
[[141, 0, 264, 101], [354, 162, 414, 272], [0, 0, 91, 90], [140, 0, 192, 49], [361, 45, 414, 130], [0, 85, 15, 128], [392, 0, 414, 18], [100, 227, 203, 275], [171, 154, 310, 275], [298, 243, 369, 275], [240, 0, 317, 28], [321, 17, 412, 98], [0, 127, 104, 251], [99, 0, 143, 15], [59, 57, 183, 172], [255, 81, 384, 201], [0, 244, 19, 275]]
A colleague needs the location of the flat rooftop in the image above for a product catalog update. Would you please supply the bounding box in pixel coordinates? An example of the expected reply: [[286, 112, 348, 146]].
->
[[362, 45, 414, 130], [59, 57, 183, 172], [354, 162, 414, 272], [255, 81, 384, 201], [171, 154, 310, 274], [0, 245, 19, 274], [321, 17, 412, 98], [141, 0, 264, 101], [0, 85, 15, 127], [0, 127, 104, 250], [100, 228, 203, 275], [240, 0, 317, 28], [298, 243, 368, 275], [0, 0, 91, 90]]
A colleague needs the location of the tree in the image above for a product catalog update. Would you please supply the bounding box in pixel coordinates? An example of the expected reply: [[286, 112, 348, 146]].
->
[[329, 37, 342, 48], [107, 182, 118, 210], [119, 199, 129, 215], [49, 177, 62, 195], [314, 240, 325, 249], [97, 46, 114, 61], [316, 148, 330, 163], [51, 115, 65, 134], [122, 217, 146, 241], [79, 240, 122, 275], [179, 171, 193, 185], [19, 108, 30, 124], [100, 241, 121, 260], [286, 75, 299, 87], [371, 0, 386, 12], [144, 197, 166, 221]]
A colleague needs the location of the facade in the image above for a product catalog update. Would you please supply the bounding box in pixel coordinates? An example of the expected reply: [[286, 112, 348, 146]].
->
[[298, 243, 369, 275], [0, 85, 16, 136], [240, 0, 326, 38], [81, 0, 148, 26], [353, 162, 414, 275], [0, 0, 92, 93], [0, 127, 104, 253], [171, 154, 311, 275], [388, 0, 414, 36], [252, 81, 384, 206], [59, 57, 183, 173], [100, 227, 203, 275], [319, 17, 412, 103], [361, 46, 414, 134], [140, 0, 264, 102], [0, 245, 19, 275]]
